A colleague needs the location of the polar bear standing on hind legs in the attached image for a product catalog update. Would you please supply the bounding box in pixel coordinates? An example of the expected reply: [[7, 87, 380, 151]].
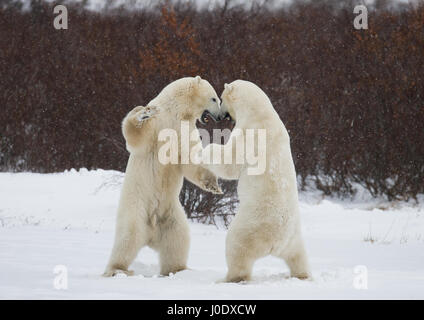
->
[[200, 80, 311, 282], [103, 76, 223, 277]]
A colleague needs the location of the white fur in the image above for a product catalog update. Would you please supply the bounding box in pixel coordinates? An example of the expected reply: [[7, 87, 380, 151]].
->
[[103, 77, 222, 277], [202, 80, 311, 282]]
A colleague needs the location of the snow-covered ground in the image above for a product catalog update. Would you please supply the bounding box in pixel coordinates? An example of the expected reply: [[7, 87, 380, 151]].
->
[[0, 169, 423, 299]]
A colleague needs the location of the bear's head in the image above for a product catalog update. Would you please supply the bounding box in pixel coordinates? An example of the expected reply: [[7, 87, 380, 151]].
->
[[221, 80, 272, 125], [155, 76, 223, 126], [189, 76, 223, 125]]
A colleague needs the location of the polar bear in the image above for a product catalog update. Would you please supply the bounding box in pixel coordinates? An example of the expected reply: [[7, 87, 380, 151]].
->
[[103, 76, 223, 277], [200, 80, 311, 282]]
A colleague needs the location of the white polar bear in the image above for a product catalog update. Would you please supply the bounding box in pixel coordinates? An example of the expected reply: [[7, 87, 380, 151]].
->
[[200, 80, 311, 282], [103, 76, 223, 277]]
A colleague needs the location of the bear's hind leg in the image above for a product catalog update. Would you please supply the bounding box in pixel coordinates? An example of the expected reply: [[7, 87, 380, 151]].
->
[[282, 240, 311, 280], [225, 256, 255, 283], [103, 229, 145, 277], [224, 228, 266, 283], [157, 210, 190, 276]]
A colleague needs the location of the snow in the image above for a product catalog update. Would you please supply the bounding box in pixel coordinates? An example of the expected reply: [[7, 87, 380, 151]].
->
[[0, 170, 423, 299]]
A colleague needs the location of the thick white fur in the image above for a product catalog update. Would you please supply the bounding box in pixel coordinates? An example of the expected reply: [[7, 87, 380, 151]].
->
[[103, 77, 222, 277], [202, 80, 311, 282]]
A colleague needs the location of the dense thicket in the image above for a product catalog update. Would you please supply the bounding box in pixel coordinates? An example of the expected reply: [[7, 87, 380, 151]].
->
[[1, 0, 423, 222]]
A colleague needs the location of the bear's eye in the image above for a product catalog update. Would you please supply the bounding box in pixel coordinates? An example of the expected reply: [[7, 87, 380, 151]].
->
[[211, 98, 217, 102]]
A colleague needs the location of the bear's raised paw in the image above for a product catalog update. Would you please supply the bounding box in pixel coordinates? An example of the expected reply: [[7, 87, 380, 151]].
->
[[201, 177, 223, 195], [131, 105, 161, 128]]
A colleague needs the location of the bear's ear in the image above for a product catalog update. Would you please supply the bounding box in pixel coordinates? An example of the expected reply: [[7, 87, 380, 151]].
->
[[224, 83, 233, 93], [195, 75, 202, 84]]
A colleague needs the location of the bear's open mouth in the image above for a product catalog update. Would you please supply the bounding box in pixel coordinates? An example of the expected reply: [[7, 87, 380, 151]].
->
[[200, 110, 218, 124], [200, 110, 234, 125]]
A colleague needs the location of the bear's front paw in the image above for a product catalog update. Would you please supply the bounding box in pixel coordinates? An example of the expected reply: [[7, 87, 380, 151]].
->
[[202, 176, 223, 195], [132, 105, 161, 128]]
